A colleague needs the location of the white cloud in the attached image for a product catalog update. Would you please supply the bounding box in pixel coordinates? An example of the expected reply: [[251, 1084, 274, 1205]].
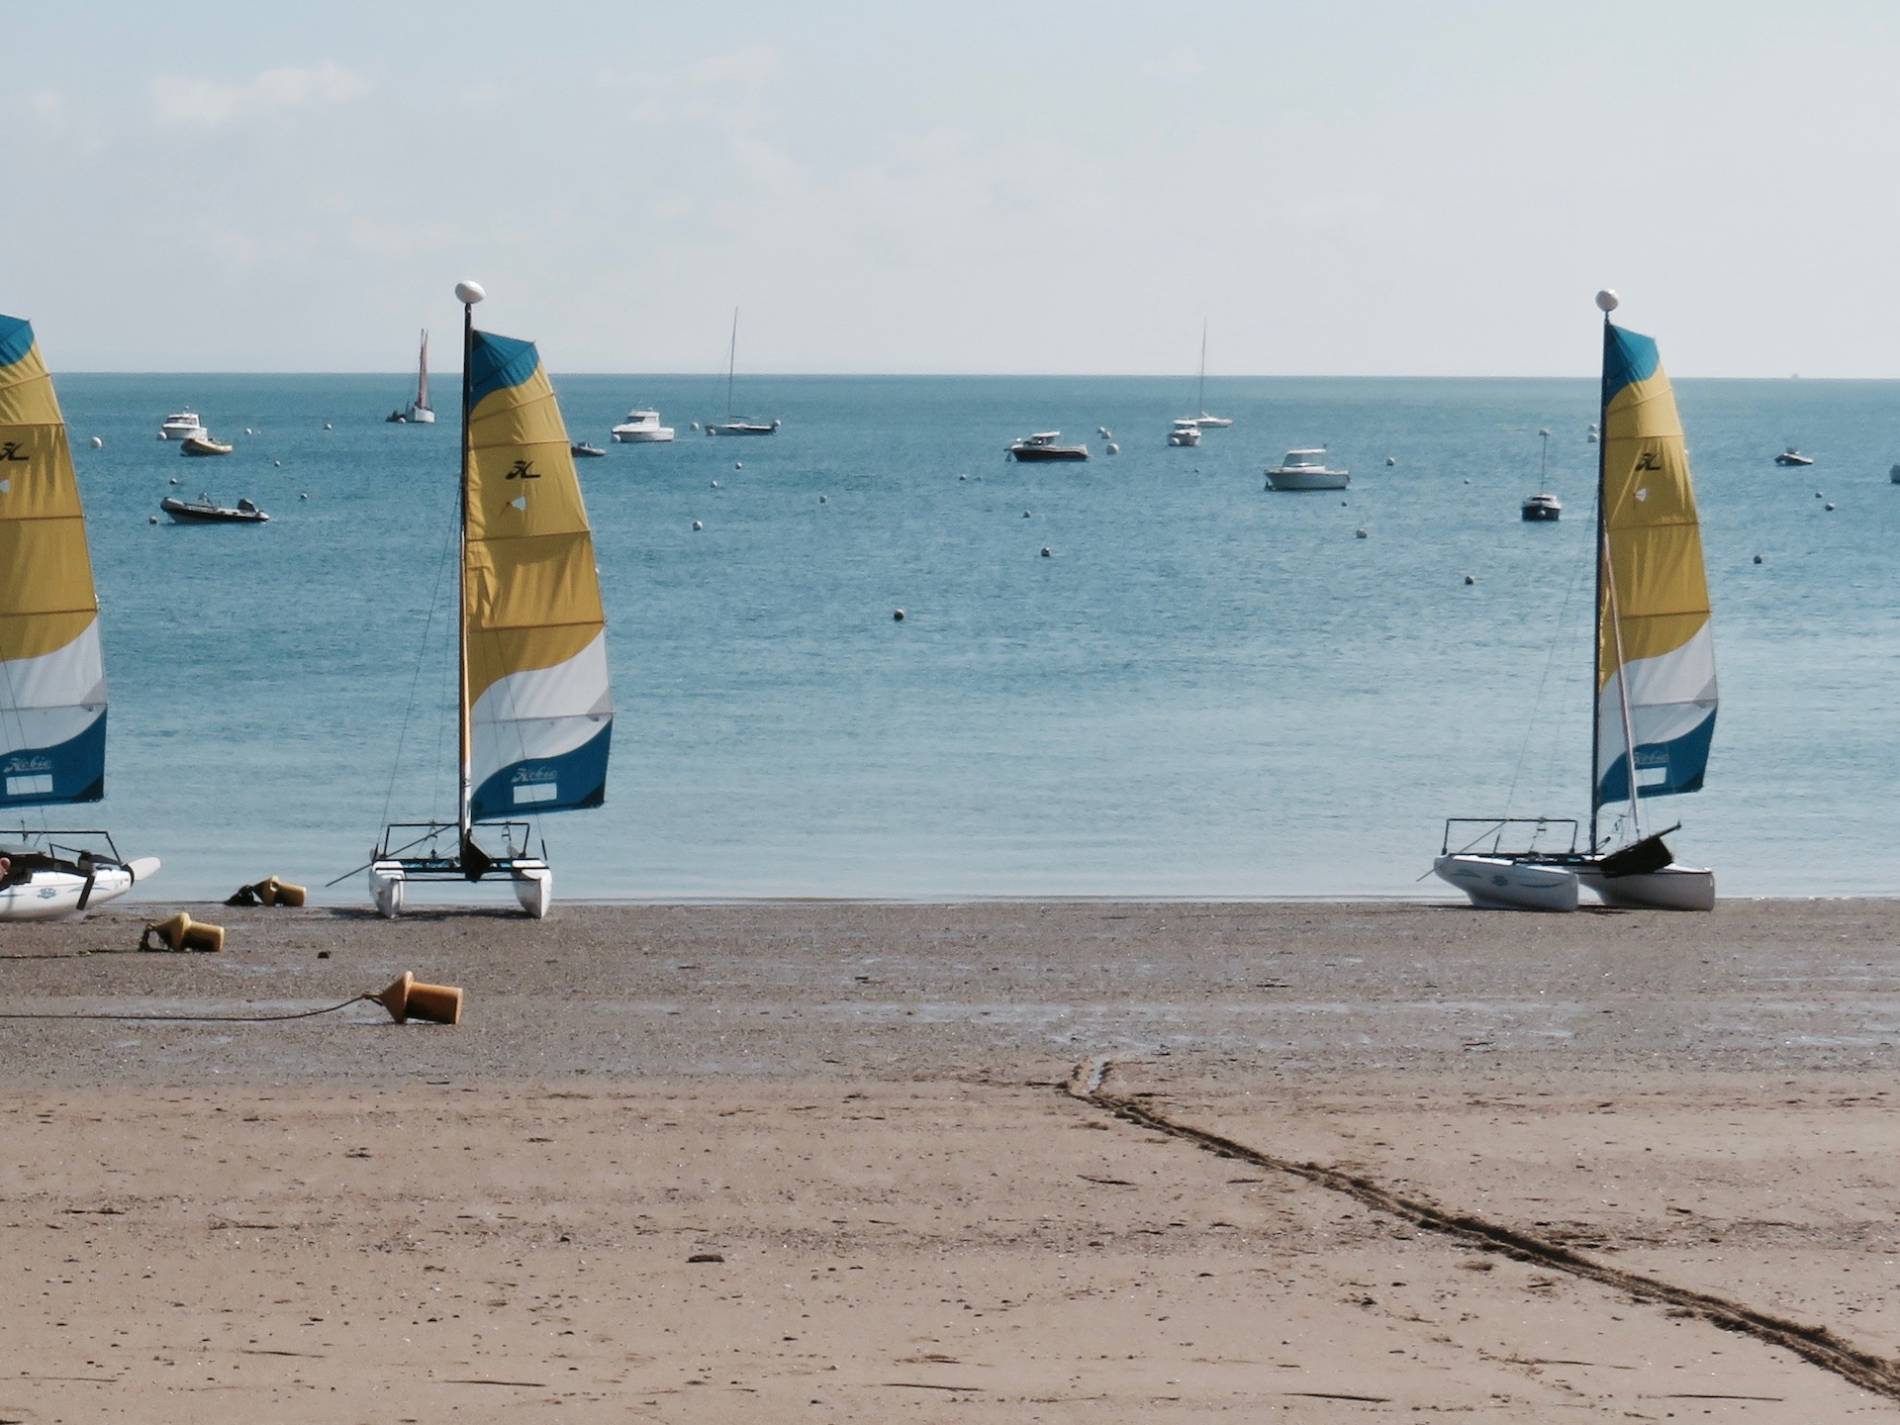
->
[[151, 61, 370, 127]]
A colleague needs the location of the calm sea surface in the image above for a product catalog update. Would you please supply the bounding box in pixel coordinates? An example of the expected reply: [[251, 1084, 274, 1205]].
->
[[34, 370, 1900, 904]]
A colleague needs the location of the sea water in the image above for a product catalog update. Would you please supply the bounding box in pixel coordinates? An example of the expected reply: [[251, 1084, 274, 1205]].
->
[[38, 371, 1900, 902]]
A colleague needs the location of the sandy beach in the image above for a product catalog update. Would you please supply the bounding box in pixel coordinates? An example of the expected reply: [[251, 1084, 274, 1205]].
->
[[4, 898, 1900, 1421]]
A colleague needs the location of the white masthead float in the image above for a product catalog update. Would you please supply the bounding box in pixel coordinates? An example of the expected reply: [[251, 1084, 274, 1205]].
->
[[1433, 290, 1718, 911], [367, 281, 613, 917]]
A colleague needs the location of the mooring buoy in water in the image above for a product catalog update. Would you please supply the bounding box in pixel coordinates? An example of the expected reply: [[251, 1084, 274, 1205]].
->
[[711, 480, 720, 489], [1464, 573, 1476, 585], [1355, 528, 1368, 539], [1040, 545, 1052, 557], [1753, 554, 1764, 564], [692, 519, 703, 531], [90, 435, 103, 449], [1105, 442, 1119, 455], [893, 608, 906, 621], [819, 494, 827, 503]]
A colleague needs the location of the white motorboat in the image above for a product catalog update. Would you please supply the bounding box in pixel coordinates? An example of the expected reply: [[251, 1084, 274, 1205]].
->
[[1167, 419, 1201, 448], [611, 409, 675, 443], [1774, 446, 1813, 467], [1433, 291, 1718, 913], [158, 409, 206, 441], [1264, 448, 1349, 490]]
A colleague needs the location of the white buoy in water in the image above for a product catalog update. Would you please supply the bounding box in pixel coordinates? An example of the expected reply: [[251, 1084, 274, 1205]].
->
[[1040, 546, 1051, 557], [1464, 573, 1476, 585], [691, 421, 701, 431], [1825, 502, 1836, 511], [1384, 455, 1394, 466], [1023, 510, 1031, 518], [1815, 490, 1823, 498], [1355, 528, 1368, 539], [244, 427, 254, 436], [89, 435, 103, 449], [273, 459, 281, 467], [157, 431, 168, 441], [734, 461, 742, 470], [958, 473, 967, 481], [711, 480, 720, 489], [1753, 553, 1764, 564], [323, 421, 332, 431], [1105, 442, 1119, 455], [692, 519, 703, 531], [893, 608, 906, 621], [819, 495, 827, 504], [168, 476, 178, 485], [147, 515, 157, 525]]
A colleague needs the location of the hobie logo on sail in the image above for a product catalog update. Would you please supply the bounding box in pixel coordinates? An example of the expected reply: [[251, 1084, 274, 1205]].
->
[[511, 763, 558, 805], [505, 459, 541, 480], [1635, 451, 1661, 471], [0, 441, 27, 461], [3, 754, 53, 775]]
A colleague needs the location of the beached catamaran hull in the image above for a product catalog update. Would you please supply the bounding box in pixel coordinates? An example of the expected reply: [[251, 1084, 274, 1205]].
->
[[1436, 293, 1716, 911], [0, 314, 159, 918], [369, 284, 611, 918]]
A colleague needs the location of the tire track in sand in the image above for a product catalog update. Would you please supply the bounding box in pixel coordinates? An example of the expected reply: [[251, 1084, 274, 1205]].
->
[[1065, 1057, 1900, 1404]]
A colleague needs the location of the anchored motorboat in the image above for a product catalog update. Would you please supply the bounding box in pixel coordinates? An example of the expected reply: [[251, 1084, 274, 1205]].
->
[[1167, 419, 1201, 448], [610, 409, 675, 443], [160, 495, 269, 523], [157, 409, 206, 441], [1774, 446, 1813, 466], [570, 441, 607, 458], [1521, 492, 1562, 521], [1264, 448, 1349, 490], [1008, 431, 1089, 462]]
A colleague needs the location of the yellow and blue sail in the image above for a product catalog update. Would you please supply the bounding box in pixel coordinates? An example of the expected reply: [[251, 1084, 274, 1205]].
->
[[0, 315, 106, 808], [463, 329, 611, 821], [1595, 321, 1717, 809]]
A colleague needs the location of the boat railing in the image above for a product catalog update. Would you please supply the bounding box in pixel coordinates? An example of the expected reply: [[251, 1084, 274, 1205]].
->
[[1440, 816, 1581, 857], [0, 827, 125, 866], [374, 818, 545, 866]]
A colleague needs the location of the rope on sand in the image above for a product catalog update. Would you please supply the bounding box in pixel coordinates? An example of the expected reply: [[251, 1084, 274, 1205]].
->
[[1066, 1058, 1900, 1403], [0, 995, 377, 1024]]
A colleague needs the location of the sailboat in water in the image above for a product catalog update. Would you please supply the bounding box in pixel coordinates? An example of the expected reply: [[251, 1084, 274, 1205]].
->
[[704, 308, 779, 436], [1434, 290, 1717, 912], [1187, 319, 1231, 429], [368, 282, 611, 918], [387, 329, 436, 424], [0, 313, 159, 920]]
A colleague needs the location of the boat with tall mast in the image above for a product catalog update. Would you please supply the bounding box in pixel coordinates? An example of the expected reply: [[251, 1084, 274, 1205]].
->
[[0, 313, 159, 919], [1187, 320, 1231, 429], [368, 282, 612, 918], [1435, 290, 1717, 911], [387, 329, 436, 424], [704, 308, 779, 436]]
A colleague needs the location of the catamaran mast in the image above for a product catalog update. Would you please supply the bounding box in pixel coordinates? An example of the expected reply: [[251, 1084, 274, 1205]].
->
[[1591, 298, 1610, 854], [454, 283, 485, 841]]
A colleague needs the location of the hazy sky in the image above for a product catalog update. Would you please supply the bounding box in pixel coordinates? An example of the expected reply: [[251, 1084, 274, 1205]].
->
[[11, 1, 1900, 375]]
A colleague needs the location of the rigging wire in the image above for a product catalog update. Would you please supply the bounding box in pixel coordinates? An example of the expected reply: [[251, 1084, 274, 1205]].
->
[[376, 500, 460, 836], [1499, 496, 1595, 821]]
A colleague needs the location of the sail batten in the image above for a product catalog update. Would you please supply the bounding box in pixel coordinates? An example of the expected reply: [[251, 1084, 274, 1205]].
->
[[0, 314, 107, 808], [1594, 321, 1716, 812], [462, 327, 611, 823]]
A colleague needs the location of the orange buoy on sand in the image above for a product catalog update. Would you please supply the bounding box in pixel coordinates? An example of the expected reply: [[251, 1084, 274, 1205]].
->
[[140, 912, 225, 953], [375, 971, 464, 1025]]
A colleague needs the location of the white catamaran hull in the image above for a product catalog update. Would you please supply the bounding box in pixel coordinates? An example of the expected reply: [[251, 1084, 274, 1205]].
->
[[406, 405, 435, 424], [0, 857, 160, 922], [369, 858, 551, 919], [1433, 854, 1579, 912], [1578, 863, 1716, 912]]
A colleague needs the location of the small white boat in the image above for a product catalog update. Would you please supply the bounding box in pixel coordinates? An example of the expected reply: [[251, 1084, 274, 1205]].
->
[[0, 839, 161, 921], [1264, 448, 1349, 490], [1167, 419, 1201, 448], [1774, 446, 1813, 467], [611, 409, 675, 443], [158, 410, 206, 441], [1008, 431, 1089, 462], [161, 495, 268, 523], [1521, 493, 1562, 521], [570, 441, 607, 459], [1433, 852, 1579, 912]]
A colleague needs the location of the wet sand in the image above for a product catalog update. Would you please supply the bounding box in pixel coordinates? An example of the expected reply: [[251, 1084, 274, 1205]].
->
[[3, 898, 1899, 1421]]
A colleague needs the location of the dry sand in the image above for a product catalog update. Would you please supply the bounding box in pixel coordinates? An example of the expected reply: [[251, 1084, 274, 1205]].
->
[[3, 898, 1899, 1421]]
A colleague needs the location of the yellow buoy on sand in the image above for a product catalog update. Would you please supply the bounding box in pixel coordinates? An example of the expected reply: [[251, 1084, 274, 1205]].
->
[[375, 972, 464, 1025], [140, 912, 225, 953]]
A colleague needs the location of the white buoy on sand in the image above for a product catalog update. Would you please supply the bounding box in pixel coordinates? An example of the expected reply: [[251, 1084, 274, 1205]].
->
[[89, 436, 103, 449]]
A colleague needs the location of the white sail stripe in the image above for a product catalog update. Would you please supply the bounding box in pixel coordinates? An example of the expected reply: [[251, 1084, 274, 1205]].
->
[[468, 631, 609, 790], [0, 620, 105, 715], [1594, 623, 1716, 774], [0, 705, 101, 760]]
